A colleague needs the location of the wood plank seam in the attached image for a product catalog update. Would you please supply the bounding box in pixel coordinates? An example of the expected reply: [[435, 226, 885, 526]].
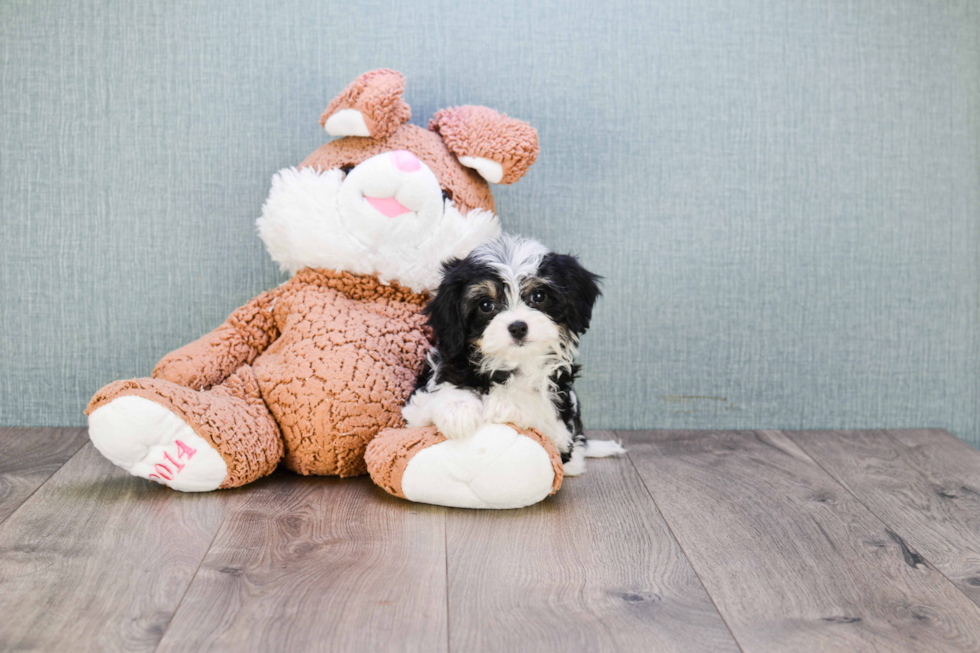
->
[[444, 511, 451, 653], [444, 432, 741, 653], [622, 449, 747, 653], [0, 442, 236, 651], [0, 433, 88, 529], [783, 430, 980, 611], [151, 476, 449, 652], [620, 429, 980, 652], [152, 508, 233, 653]]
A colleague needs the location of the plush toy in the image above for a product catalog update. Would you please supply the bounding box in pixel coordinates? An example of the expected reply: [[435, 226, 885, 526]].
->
[[365, 424, 564, 509], [85, 69, 561, 508]]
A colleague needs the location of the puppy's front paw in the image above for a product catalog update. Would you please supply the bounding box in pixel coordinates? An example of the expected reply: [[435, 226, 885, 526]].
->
[[562, 446, 587, 477], [432, 393, 485, 440], [401, 395, 430, 428]]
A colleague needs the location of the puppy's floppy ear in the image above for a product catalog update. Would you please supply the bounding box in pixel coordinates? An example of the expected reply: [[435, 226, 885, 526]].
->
[[541, 253, 602, 335], [429, 106, 539, 184], [320, 69, 411, 139], [423, 258, 469, 360]]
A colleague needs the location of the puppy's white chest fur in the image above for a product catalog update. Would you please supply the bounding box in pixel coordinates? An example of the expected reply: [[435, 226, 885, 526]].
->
[[482, 371, 572, 453]]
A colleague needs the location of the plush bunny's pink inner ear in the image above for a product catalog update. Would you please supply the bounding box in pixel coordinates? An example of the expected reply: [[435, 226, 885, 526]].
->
[[320, 69, 411, 140], [429, 106, 539, 184]]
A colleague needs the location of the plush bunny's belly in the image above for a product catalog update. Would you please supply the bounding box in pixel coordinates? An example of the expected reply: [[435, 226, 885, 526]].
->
[[250, 268, 430, 477]]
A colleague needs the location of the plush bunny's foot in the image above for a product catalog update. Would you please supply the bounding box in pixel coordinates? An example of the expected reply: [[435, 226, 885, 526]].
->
[[86, 367, 283, 491], [88, 395, 229, 491], [365, 424, 563, 509]]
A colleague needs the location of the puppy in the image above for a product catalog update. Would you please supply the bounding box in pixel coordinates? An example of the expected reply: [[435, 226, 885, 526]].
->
[[402, 235, 624, 476]]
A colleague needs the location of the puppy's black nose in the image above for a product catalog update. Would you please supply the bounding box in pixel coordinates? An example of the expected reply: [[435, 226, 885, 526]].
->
[[508, 321, 528, 340]]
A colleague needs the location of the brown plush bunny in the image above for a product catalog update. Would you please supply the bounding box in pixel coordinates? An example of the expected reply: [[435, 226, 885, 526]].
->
[[85, 69, 561, 503]]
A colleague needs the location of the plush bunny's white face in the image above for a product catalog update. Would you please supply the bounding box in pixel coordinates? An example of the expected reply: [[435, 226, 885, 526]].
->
[[256, 158, 501, 293], [338, 150, 447, 251]]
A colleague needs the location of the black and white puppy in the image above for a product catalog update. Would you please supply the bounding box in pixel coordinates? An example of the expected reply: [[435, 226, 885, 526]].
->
[[402, 235, 624, 476]]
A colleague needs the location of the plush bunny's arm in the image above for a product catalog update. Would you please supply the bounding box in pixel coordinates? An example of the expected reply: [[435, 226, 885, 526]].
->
[[152, 290, 280, 391]]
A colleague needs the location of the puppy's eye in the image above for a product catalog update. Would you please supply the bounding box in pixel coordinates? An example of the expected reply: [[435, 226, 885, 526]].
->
[[478, 299, 495, 314], [529, 290, 547, 305]]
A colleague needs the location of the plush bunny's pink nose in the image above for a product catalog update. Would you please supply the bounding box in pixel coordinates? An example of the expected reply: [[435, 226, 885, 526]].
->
[[391, 150, 420, 172]]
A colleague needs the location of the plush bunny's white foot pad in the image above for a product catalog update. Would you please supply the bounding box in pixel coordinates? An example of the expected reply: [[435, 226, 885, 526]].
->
[[88, 395, 227, 492], [403, 425, 555, 508], [366, 423, 564, 509]]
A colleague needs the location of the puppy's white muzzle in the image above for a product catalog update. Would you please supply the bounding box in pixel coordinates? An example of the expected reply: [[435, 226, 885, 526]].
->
[[480, 305, 560, 364]]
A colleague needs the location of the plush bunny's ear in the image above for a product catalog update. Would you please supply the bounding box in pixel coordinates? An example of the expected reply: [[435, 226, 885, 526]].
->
[[320, 69, 411, 139], [429, 106, 539, 184]]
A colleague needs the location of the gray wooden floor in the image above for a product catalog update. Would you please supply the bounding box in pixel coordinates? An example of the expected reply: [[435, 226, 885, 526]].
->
[[2, 428, 980, 652]]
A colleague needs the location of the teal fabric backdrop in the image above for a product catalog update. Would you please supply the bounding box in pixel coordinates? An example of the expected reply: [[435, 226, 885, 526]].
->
[[2, 0, 978, 445]]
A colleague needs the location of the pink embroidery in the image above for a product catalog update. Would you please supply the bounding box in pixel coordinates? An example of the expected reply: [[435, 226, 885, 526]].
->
[[163, 451, 184, 472], [148, 440, 198, 486], [176, 440, 197, 460]]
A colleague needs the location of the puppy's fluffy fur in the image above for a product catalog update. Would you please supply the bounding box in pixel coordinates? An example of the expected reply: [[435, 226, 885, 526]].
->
[[402, 235, 624, 476]]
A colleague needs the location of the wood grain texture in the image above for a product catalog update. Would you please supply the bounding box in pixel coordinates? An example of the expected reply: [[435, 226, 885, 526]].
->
[[789, 429, 980, 606], [623, 430, 980, 653], [0, 427, 88, 524], [0, 442, 231, 652], [156, 474, 448, 653], [6, 428, 980, 652], [445, 431, 740, 653]]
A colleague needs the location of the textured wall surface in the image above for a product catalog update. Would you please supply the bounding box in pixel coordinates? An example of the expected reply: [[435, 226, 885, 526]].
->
[[1, 0, 978, 444]]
